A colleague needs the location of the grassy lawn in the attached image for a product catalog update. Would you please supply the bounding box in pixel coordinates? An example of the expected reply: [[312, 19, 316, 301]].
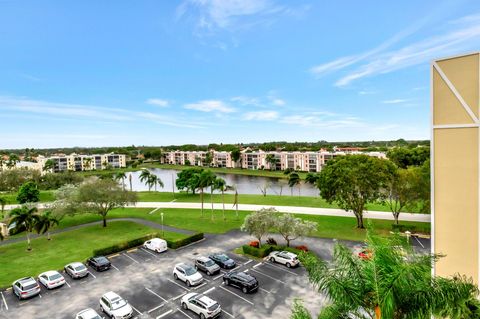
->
[[0, 190, 55, 204], [0, 221, 186, 288], [41, 207, 430, 242]]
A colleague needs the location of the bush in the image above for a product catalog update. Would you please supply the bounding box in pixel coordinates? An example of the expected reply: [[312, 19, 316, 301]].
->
[[295, 245, 309, 252], [242, 244, 275, 258], [266, 237, 277, 245], [92, 232, 204, 256], [249, 241, 259, 248]]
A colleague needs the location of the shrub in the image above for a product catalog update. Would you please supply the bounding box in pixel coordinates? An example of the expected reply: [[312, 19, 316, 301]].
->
[[295, 245, 309, 252], [266, 237, 277, 245], [166, 232, 204, 249], [242, 244, 275, 258], [249, 241, 260, 248]]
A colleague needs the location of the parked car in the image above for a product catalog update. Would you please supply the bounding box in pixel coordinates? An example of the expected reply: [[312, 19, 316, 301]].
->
[[181, 292, 221, 319], [195, 256, 221, 276], [75, 308, 103, 319], [38, 270, 66, 289], [87, 256, 111, 272], [143, 238, 168, 253], [209, 253, 236, 269], [268, 251, 300, 268], [99, 291, 133, 319], [223, 271, 258, 294], [65, 262, 89, 279], [12, 277, 41, 300], [173, 263, 204, 287]]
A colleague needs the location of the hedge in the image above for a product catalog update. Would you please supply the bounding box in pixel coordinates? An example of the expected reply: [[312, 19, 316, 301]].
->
[[242, 244, 312, 259], [92, 232, 204, 256]]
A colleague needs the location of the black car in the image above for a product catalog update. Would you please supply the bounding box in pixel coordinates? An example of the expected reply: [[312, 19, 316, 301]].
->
[[87, 256, 111, 272], [209, 253, 236, 269], [223, 271, 258, 294]]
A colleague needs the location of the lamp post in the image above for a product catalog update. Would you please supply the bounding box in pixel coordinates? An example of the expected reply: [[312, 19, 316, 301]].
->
[[161, 212, 164, 238]]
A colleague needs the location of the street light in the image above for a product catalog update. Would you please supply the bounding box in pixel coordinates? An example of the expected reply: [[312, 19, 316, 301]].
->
[[161, 212, 164, 238]]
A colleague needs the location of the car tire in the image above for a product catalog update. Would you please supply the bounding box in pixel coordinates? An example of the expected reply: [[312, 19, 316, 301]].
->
[[200, 314, 206, 319], [242, 287, 248, 294], [174, 273, 178, 280], [286, 262, 291, 268], [269, 257, 275, 262], [182, 302, 188, 310], [186, 280, 191, 287]]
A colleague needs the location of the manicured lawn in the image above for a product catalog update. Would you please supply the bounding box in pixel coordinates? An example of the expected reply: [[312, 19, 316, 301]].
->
[[0, 221, 186, 288], [1, 190, 55, 204]]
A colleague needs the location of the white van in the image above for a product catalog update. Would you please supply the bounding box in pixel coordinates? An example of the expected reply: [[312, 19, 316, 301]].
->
[[143, 238, 168, 253]]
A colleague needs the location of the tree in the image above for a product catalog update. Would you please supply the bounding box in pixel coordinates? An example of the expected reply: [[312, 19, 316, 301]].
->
[[387, 146, 430, 168], [305, 173, 319, 185], [258, 181, 271, 197], [139, 169, 152, 191], [8, 206, 40, 250], [385, 166, 419, 224], [274, 214, 317, 247], [114, 172, 127, 190], [204, 151, 213, 167], [75, 178, 137, 227], [317, 155, 392, 228], [176, 168, 204, 194], [212, 177, 226, 220], [83, 157, 92, 171], [16, 181, 40, 204], [6, 154, 19, 169], [231, 149, 241, 168], [291, 230, 480, 319], [34, 211, 59, 240], [43, 159, 55, 172], [148, 174, 164, 191], [232, 184, 239, 220], [288, 172, 301, 196], [241, 208, 276, 247], [196, 170, 216, 218], [0, 196, 6, 218], [265, 154, 278, 170], [128, 173, 133, 191]]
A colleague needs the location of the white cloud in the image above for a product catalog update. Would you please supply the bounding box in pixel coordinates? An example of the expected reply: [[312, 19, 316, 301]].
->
[[279, 112, 364, 129], [243, 111, 279, 121], [146, 98, 169, 107], [382, 99, 409, 104], [184, 99, 236, 113], [271, 98, 285, 106], [358, 90, 376, 95], [231, 96, 261, 107]]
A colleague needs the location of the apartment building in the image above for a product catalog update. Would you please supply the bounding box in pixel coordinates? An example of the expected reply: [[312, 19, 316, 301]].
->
[[161, 149, 386, 173], [37, 153, 126, 173]]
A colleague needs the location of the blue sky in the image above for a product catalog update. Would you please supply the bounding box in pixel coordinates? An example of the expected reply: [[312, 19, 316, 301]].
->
[[1, 0, 480, 148]]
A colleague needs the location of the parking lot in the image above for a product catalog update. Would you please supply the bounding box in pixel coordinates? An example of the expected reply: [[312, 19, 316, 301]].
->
[[0, 231, 326, 319]]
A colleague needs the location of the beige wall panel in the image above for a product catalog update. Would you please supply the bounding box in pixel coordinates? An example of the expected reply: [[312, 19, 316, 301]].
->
[[433, 68, 475, 125], [434, 127, 478, 282], [437, 54, 479, 118]]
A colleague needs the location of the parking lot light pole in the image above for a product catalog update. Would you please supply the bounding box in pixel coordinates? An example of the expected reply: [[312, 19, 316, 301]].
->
[[161, 212, 164, 237]]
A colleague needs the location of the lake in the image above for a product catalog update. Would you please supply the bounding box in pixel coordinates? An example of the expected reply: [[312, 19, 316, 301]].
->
[[125, 168, 319, 197]]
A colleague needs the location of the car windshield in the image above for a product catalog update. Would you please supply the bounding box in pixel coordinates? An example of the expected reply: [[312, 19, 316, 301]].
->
[[96, 257, 108, 264], [23, 283, 37, 290], [216, 254, 229, 261], [205, 260, 215, 267], [207, 302, 219, 311], [110, 298, 127, 310], [49, 273, 62, 280], [184, 266, 197, 276], [75, 265, 86, 271], [237, 272, 253, 282]]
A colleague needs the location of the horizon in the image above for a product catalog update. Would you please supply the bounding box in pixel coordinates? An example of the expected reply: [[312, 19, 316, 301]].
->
[[1, 1, 479, 148]]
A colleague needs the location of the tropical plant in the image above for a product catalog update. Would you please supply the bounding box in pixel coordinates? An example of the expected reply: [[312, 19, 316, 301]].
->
[[204, 151, 213, 167], [288, 172, 301, 196], [196, 170, 216, 218], [139, 169, 152, 190], [8, 206, 40, 250], [385, 166, 419, 224], [176, 168, 204, 194], [265, 154, 278, 170], [128, 173, 133, 191], [16, 181, 40, 204], [43, 159, 55, 172], [34, 210, 59, 240], [83, 157, 92, 170], [231, 149, 241, 168], [6, 154, 19, 169], [212, 177, 226, 220], [231, 184, 239, 220], [0, 196, 6, 218], [241, 207, 276, 247], [114, 172, 127, 190], [274, 214, 317, 247], [291, 229, 480, 319], [317, 155, 392, 228], [305, 173, 319, 185], [148, 174, 164, 191]]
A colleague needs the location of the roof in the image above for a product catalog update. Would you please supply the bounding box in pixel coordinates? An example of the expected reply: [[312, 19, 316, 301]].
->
[[197, 295, 216, 307], [18, 277, 36, 284], [77, 308, 98, 317], [40, 270, 61, 277], [196, 256, 211, 262], [68, 262, 85, 268], [103, 291, 120, 300]]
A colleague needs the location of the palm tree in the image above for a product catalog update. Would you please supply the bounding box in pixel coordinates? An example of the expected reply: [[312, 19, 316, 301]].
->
[[293, 230, 480, 319], [34, 211, 59, 241], [196, 170, 216, 218], [8, 206, 40, 251], [231, 184, 239, 220], [6, 154, 19, 169], [114, 172, 127, 190], [0, 196, 6, 219], [305, 172, 319, 185], [128, 173, 133, 191], [83, 157, 92, 171], [139, 169, 151, 191], [211, 177, 226, 220], [148, 174, 164, 191], [288, 172, 301, 196]]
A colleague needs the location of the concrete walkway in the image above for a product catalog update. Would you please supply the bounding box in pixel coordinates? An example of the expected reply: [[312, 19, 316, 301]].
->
[[4, 202, 430, 222], [0, 217, 194, 246]]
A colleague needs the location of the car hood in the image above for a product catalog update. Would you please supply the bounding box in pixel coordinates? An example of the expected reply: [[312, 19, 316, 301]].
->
[[208, 264, 220, 270], [224, 259, 235, 266], [111, 304, 132, 317], [187, 272, 203, 281]]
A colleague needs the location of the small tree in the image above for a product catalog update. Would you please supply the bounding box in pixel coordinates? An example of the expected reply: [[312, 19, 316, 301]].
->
[[231, 149, 241, 168], [139, 169, 152, 191], [34, 210, 59, 240], [241, 208, 276, 247], [8, 206, 40, 250], [258, 181, 271, 197], [385, 166, 418, 224], [288, 172, 301, 196], [43, 159, 55, 172], [275, 214, 317, 247], [17, 181, 40, 204], [0, 196, 6, 218], [114, 172, 127, 191]]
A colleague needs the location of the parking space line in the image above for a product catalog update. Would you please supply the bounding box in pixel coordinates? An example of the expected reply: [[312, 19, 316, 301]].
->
[[132, 305, 142, 315], [145, 287, 168, 302], [252, 263, 262, 269], [213, 274, 223, 280], [127, 248, 138, 253], [38, 294, 42, 298], [173, 292, 188, 301], [202, 287, 215, 294], [250, 268, 286, 284], [175, 238, 206, 251], [123, 253, 140, 264], [1, 291, 8, 311], [141, 247, 158, 257], [156, 309, 173, 318], [219, 286, 254, 305], [222, 309, 235, 318], [259, 287, 271, 294], [244, 260, 253, 266], [264, 262, 299, 275], [147, 303, 165, 313], [111, 264, 120, 271], [65, 281, 71, 288], [167, 279, 190, 291], [192, 282, 207, 290], [87, 271, 97, 279], [414, 236, 425, 248], [176, 307, 194, 319], [109, 253, 120, 258]]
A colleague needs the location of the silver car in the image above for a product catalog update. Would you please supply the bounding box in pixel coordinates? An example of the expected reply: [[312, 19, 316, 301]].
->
[[75, 308, 103, 319], [12, 277, 41, 300], [65, 262, 89, 279], [195, 256, 221, 276]]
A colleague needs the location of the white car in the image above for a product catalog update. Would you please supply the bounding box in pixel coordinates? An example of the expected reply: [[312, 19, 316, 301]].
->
[[181, 292, 221, 319], [143, 238, 168, 253], [75, 308, 103, 319], [268, 251, 300, 268], [99, 291, 133, 319], [38, 270, 66, 289], [173, 263, 203, 287]]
